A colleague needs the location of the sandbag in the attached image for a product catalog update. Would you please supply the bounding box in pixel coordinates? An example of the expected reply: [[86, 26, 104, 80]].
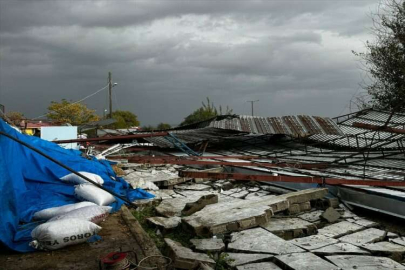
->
[[60, 171, 104, 185], [33, 201, 97, 220], [49, 205, 112, 224], [75, 184, 116, 206], [30, 219, 101, 250]]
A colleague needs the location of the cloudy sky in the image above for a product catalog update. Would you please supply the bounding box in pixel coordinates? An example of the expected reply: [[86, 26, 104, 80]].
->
[[0, 0, 379, 126]]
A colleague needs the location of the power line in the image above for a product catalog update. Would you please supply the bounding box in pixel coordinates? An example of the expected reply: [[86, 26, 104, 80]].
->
[[32, 84, 109, 120]]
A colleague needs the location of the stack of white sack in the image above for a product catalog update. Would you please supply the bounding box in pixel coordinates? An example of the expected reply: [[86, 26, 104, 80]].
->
[[60, 172, 104, 185], [30, 219, 101, 250], [74, 184, 116, 206], [30, 172, 116, 250], [60, 171, 116, 206], [49, 205, 112, 224], [33, 202, 97, 220]]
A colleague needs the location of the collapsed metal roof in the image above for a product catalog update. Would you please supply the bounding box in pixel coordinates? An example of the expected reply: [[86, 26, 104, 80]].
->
[[176, 114, 343, 137], [309, 109, 405, 149]]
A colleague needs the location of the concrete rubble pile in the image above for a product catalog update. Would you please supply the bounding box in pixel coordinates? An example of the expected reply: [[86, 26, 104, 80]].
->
[[119, 163, 405, 270]]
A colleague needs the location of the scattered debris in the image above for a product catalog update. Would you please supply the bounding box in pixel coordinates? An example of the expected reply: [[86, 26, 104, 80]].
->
[[147, 216, 182, 230], [320, 207, 341, 223], [275, 252, 338, 270], [317, 221, 364, 238], [261, 217, 316, 239], [338, 228, 387, 246], [236, 262, 282, 270], [326, 255, 405, 269], [165, 238, 215, 269], [288, 234, 339, 251], [226, 253, 274, 267], [228, 228, 305, 255], [190, 238, 225, 252]]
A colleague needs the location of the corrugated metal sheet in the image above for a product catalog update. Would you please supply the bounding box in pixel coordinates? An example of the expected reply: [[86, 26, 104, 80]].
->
[[309, 109, 405, 150], [204, 115, 343, 137]]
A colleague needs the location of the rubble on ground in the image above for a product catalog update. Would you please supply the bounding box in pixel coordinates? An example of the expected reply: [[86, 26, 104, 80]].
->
[[120, 162, 405, 269]]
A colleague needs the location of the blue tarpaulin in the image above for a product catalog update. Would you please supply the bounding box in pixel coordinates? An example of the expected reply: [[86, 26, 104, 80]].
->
[[0, 119, 154, 252]]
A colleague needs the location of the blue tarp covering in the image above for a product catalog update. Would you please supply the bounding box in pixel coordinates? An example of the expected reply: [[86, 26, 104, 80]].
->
[[0, 119, 154, 252]]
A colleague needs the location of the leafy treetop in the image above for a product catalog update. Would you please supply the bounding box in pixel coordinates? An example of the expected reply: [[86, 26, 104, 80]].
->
[[180, 97, 233, 126], [47, 99, 99, 125], [353, 0, 405, 112], [111, 110, 140, 129]]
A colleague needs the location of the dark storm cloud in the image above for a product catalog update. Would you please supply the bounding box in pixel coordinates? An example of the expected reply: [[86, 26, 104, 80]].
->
[[0, 0, 380, 125]]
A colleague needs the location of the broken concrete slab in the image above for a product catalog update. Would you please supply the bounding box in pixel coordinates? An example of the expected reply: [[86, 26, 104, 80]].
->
[[147, 216, 181, 230], [236, 262, 282, 270], [391, 238, 405, 246], [229, 190, 250, 199], [299, 201, 311, 212], [175, 184, 212, 191], [183, 196, 286, 236], [312, 242, 370, 256], [261, 218, 316, 240], [278, 188, 328, 204], [183, 189, 327, 236], [149, 189, 176, 200], [287, 204, 301, 215], [221, 187, 245, 196], [298, 210, 323, 223], [182, 194, 218, 216], [338, 228, 386, 246], [388, 232, 399, 239], [228, 228, 305, 255], [321, 207, 341, 223], [327, 197, 340, 208], [212, 181, 233, 191], [244, 192, 265, 200], [164, 238, 215, 269], [261, 185, 291, 194], [226, 253, 274, 267], [362, 241, 405, 255], [132, 197, 160, 207], [156, 194, 218, 217], [288, 234, 339, 251], [317, 221, 364, 238], [326, 255, 405, 269], [339, 207, 358, 219], [349, 218, 379, 228], [275, 252, 339, 270], [190, 238, 225, 252]]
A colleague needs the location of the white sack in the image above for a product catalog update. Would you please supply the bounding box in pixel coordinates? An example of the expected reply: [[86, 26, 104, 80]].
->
[[60, 171, 104, 185], [49, 205, 112, 224], [75, 184, 116, 206], [33, 201, 96, 220], [30, 219, 101, 250]]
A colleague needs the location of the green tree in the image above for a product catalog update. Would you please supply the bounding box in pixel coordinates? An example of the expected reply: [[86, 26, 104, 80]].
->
[[6, 111, 25, 126], [156, 123, 172, 130], [353, 0, 405, 112], [47, 99, 99, 125], [180, 97, 233, 126], [112, 110, 140, 129]]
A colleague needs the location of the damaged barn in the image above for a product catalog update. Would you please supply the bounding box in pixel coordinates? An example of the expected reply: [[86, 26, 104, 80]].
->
[[1, 109, 405, 269]]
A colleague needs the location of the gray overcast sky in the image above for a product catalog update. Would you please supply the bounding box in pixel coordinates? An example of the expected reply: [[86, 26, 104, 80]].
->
[[0, 0, 379, 126]]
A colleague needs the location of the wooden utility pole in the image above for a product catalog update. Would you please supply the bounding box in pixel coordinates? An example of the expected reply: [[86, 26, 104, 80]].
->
[[108, 72, 112, 118], [247, 100, 259, 116]]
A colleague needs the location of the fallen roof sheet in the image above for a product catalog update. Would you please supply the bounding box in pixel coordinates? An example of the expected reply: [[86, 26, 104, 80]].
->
[[176, 115, 343, 137]]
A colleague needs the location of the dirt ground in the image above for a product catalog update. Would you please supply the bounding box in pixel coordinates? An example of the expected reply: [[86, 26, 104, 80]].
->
[[0, 211, 150, 270]]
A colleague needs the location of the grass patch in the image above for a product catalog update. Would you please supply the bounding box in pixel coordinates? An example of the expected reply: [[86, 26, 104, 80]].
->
[[132, 206, 156, 225]]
